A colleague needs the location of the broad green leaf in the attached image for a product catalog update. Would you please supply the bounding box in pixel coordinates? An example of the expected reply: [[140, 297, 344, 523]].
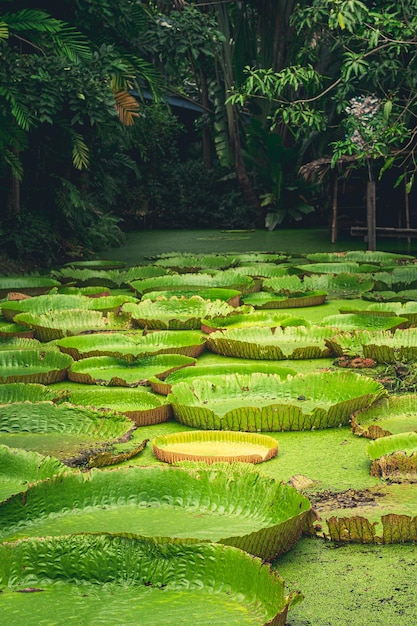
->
[[0, 534, 300, 624]]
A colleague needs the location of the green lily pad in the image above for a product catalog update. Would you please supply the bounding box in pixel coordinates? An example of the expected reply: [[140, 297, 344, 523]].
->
[[68, 353, 196, 387], [306, 251, 414, 265], [0, 445, 68, 502], [0, 321, 34, 338], [129, 270, 257, 296], [303, 273, 374, 299], [149, 362, 296, 395], [168, 371, 386, 431], [153, 254, 239, 272], [297, 262, 375, 275], [340, 301, 417, 325], [361, 328, 417, 362], [0, 350, 73, 384], [61, 385, 172, 425], [1, 294, 90, 321], [153, 430, 279, 464], [368, 432, 417, 479], [201, 311, 307, 333], [206, 326, 334, 360], [57, 330, 206, 361], [0, 401, 135, 460], [242, 290, 327, 309], [0, 464, 311, 561], [14, 309, 131, 342], [123, 296, 245, 330], [142, 287, 242, 306], [0, 338, 41, 351], [63, 259, 127, 270], [0, 534, 301, 626], [0, 382, 60, 403], [352, 395, 417, 439], [319, 313, 407, 331], [235, 252, 287, 263], [0, 276, 60, 298], [372, 266, 417, 292]]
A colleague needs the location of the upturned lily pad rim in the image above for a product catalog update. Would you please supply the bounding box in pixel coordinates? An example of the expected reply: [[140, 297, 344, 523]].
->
[[367, 432, 417, 460], [0, 534, 301, 626], [152, 430, 279, 464], [0, 349, 73, 384], [0, 464, 311, 561], [67, 353, 196, 387]]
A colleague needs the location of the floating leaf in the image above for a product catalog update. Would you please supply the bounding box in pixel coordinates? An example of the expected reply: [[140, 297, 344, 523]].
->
[[168, 371, 386, 431], [149, 362, 296, 395], [0, 534, 301, 624], [57, 330, 206, 361], [68, 353, 196, 387], [15, 309, 131, 342], [0, 350, 73, 384], [61, 385, 173, 425], [153, 430, 278, 464], [123, 296, 245, 330], [206, 326, 334, 360], [0, 464, 311, 561]]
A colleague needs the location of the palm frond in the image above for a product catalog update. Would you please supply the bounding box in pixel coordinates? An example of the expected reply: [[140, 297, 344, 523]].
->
[[71, 132, 89, 169], [3, 10, 63, 34], [113, 90, 140, 126], [1, 148, 24, 180], [0, 21, 8, 41]]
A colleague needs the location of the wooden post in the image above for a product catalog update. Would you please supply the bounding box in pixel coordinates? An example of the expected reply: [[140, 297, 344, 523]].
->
[[331, 171, 338, 244], [366, 180, 376, 251]]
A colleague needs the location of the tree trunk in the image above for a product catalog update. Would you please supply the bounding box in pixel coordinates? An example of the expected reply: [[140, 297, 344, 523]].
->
[[366, 180, 376, 251], [7, 153, 21, 217], [199, 67, 212, 169]]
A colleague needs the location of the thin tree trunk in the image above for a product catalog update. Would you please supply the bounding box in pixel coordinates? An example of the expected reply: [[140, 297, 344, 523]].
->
[[199, 67, 212, 169], [7, 149, 21, 216], [366, 180, 376, 251]]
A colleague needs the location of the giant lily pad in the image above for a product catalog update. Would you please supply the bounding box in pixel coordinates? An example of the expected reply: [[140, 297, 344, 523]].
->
[[361, 328, 417, 362], [368, 432, 417, 479], [149, 362, 296, 395], [1, 294, 90, 321], [201, 311, 307, 333], [168, 371, 386, 431], [0, 382, 60, 403], [60, 385, 172, 425], [129, 270, 257, 296], [142, 287, 242, 306], [206, 326, 334, 360], [0, 534, 301, 626], [123, 296, 246, 330], [68, 353, 196, 387], [63, 259, 127, 270], [0, 276, 60, 298], [0, 445, 68, 502], [0, 350, 73, 384], [0, 321, 34, 338], [0, 401, 135, 460], [306, 250, 415, 265], [153, 254, 239, 272], [0, 338, 41, 351], [57, 330, 206, 361], [152, 430, 279, 464], [14, 309, 131, 342], [319, 313, 407, 332], [242, 290, 327, 309], [352, 395, 417, 439], [0, 464, 311, 561], [340, 301, 417, 326], [296, 262, 375, 275], [303, 273, 374, 299]]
